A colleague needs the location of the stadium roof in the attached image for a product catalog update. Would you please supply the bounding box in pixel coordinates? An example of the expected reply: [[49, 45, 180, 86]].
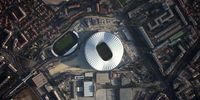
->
[[85, 32, 124, 71]]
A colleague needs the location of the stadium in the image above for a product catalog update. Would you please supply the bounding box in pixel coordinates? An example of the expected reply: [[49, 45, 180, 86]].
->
[[51, 31, 79, 57], [84, 32, 124, 71]]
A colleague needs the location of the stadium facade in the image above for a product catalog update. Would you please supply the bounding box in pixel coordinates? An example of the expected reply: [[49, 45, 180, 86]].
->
[[85, 32, 124, 71]]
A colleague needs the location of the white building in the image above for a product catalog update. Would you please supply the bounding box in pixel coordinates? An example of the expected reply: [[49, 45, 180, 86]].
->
[[85, 32, 124, 71]]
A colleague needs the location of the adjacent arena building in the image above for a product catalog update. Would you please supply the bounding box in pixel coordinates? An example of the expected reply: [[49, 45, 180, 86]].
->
[[84, 32, 124, 71], [51, 31, 79, 57]]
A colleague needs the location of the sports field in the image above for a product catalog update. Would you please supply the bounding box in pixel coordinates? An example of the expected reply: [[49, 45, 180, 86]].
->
[[96, 42, 113, 61], [53, 31, 78, 56]]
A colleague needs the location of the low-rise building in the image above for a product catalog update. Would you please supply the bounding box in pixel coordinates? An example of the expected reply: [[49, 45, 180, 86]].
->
[[96, 89, 115, 100], [120, 88, 134, 100], [96, 73, 110, 84], [84, 81, 94, 97], [32, 73, 48, 88]]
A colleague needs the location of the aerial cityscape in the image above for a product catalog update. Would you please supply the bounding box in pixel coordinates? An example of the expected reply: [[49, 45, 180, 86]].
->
[[0, 0, 199, 100]]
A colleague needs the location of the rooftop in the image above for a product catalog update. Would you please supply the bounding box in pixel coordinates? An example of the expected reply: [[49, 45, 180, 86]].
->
[[96, 73, 110, 84], [96, 89, 115, 100], [84, 81, 94, 97], [32, 73, 48, 88], [120, 88, 134, 100]]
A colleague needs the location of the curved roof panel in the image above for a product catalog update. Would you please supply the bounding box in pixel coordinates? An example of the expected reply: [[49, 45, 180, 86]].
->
[[85, 32, 124, 71]]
